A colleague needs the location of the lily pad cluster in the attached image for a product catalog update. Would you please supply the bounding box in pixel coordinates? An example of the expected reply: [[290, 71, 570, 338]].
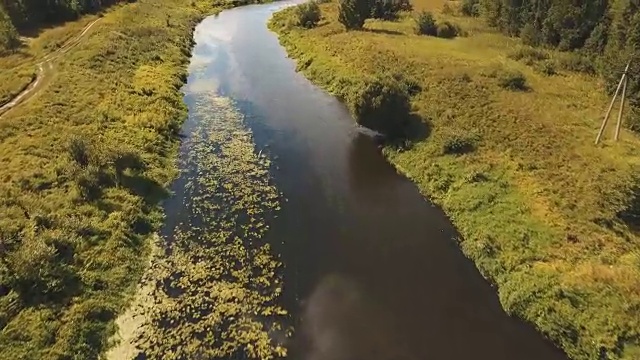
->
[[132, 94, 289, 359]]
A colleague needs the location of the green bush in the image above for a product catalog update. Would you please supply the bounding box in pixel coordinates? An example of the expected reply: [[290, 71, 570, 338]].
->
[[443, 134, 476, 155], [535, 61, 556, 76], [338, 0, 369, 30], [347, 75, 411, 138], [414, 10, 436, 36], [461, 0, 479, 17], [396, 0, 413, 11], [436, 21, 458, 38], [556, 53, 596, 74], [0, 6, 19, 52], [508, 47, 549, 64], [370, 0, 411, 20], [67, 136, 92, 168], [520, 23, 541, 46], [295, 1, 321, 28], [497, 69, 528, 91]]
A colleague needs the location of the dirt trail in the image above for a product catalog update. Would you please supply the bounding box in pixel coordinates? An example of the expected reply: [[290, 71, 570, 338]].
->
[[0, 18, 101, 117]]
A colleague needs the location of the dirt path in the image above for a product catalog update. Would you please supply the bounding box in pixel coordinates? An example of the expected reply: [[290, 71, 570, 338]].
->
[[0, 18, 101, 117]]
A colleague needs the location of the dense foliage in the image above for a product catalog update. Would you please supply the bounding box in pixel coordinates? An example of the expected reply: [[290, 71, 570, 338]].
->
[[294, 0, 321, 28], [370, 0, 412, 20], [338, 0, 369, 29], [414, 9, 437, 35], [346, 75, 411, 138], [473, 0, 640, 112], [1, 0, 128, 28], [0, 5, 18, 52]]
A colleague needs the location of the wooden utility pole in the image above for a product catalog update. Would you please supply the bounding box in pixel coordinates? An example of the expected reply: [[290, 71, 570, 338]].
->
[[595, 61, 631, 145]]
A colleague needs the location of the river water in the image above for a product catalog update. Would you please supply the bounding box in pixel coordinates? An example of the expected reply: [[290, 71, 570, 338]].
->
[[177, 2, 570, 359]]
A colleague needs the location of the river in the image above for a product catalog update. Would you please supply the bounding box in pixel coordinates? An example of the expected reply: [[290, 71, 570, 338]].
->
[[160, 2, 570, 359]]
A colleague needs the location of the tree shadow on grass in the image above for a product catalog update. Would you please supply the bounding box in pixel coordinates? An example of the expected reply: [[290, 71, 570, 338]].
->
[[404, 113, 431, 142], [616, 185, 640, 234], [379, 113, 432, 150], [364, 28, 404, 36], [120, 174, 170, 205]]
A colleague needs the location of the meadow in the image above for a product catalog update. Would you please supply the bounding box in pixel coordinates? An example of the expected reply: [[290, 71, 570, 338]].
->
[[270, 1, 640, 359], [0, 0, 262, 357]]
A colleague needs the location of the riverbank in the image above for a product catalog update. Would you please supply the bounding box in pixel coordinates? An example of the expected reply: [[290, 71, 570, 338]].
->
[[270, 1, 640, 359], [0, 0, 265, 358]]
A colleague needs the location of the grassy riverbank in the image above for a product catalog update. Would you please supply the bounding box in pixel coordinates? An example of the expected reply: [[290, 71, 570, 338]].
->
[[270, 1, 640, 359], [0, 0, 265, 358]]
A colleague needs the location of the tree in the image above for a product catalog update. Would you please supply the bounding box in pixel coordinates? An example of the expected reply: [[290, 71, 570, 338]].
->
[[294, 1, 321, 28], [0, 5, 18, 52], [338, 0, 369, 30]]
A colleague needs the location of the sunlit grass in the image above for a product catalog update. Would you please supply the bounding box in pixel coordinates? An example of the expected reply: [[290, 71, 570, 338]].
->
[[0, 0, 253, 358], [270, 1, 640, 358]]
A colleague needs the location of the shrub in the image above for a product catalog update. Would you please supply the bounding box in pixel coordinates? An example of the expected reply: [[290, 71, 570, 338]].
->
[[461, 0, 479, 17], [535, 61, 556, 76], [294, 1, 321, 28], [370, 0, 409, 20], [347, 75, 411, 138], [557, 53, 596, 74], [396, 0, 412, 11], [338, 0, 369, 30], [436, 21, 458, 38], [67, 136, 91, 168], [508, 47, 549, 65], [0, 6, 19, 53], [520, 23, 541, 46], [75, 165, 114, 201], [497, 69, 528, 91], [414, 10, 437, 36], [443, 134, 476, 155]]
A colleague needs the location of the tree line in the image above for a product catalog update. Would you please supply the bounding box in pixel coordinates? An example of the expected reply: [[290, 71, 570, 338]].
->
[[1, 0, 129, 52], [467, 0, 640, 116]]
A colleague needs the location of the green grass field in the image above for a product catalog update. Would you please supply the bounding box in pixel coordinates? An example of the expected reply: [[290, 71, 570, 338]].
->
[[270, 1, 640, 359], [0, 0, 247, 358]]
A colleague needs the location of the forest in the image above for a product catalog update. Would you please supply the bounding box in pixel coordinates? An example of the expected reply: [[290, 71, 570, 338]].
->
[[1, 0, 129, 52], [471, 0, 640, 120]]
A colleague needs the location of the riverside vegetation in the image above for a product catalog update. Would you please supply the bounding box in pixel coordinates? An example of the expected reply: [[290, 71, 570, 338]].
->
[[271, 0, 640, 359], [130, 95, 288, 359], [0, 0, 276, 358]]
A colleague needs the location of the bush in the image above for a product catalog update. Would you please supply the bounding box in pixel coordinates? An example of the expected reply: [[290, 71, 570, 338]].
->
[[535, 61, 556, 76], [294, 1, 321, 28], [520, 23, 541, 46], [497, 69, 528, 91], [557, 53, 596, 74], [0, 6, 19, 53], [508, 47, 549, 65], [370, 0, 410, 20], [414, 10, 437, 36], [443, 134, 476, 155], [461, 0, 480, 17], [67, 136, 91, 168], [436, 21, 458, 38], [347, 75, 411, 138], [396, 0, 412, 11], [338, 0, 369, 30]]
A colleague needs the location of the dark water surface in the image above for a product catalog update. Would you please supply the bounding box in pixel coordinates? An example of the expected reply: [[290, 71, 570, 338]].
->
[[179, 3, 570, 360]]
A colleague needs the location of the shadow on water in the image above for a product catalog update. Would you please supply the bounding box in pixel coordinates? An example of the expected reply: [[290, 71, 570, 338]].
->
[[175, 2, 572, 360]]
